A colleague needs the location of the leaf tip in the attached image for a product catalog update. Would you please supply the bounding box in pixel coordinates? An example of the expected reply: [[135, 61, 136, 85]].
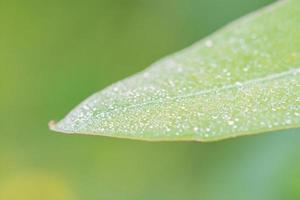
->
[[48, 120, 73, 134], [48, 120, 58, 131]]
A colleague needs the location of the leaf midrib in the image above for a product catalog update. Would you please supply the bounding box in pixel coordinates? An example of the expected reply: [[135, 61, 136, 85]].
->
[[98, 68, 300, 116]]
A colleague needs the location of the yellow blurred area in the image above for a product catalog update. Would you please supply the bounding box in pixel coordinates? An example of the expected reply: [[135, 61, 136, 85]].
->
[[0, 172, 75, 200]]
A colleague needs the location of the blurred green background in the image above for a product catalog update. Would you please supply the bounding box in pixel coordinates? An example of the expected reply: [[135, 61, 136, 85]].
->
[[1, 0, 300, 199]]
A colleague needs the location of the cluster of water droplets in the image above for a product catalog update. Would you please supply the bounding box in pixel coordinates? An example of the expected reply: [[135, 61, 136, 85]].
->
[[54, 1, 300, 140]]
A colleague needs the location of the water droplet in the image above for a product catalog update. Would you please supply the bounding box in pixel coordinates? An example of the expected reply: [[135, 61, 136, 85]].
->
[[205, 40, 213, 48], [83, 105, 90, 111], [113, 87, 119, 92], [235, 81, 242, 86], [228, 121, 235, 126], [243, 67, 249, 72], [212, 115, 218, 119], [193, 127, 199, 132]]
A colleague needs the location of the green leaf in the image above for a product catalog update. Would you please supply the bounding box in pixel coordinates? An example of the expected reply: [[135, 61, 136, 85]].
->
[[50, 0, 300, 142]]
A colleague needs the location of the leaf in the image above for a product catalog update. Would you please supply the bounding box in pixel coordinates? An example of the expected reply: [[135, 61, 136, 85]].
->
[[50, 0, 300, 142]]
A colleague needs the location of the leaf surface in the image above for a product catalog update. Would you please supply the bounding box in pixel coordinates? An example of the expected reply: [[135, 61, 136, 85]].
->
[[50, 0, 300, 141]]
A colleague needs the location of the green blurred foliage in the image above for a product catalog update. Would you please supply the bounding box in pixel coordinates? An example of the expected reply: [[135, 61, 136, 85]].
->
[[0, 0, 299, 199]]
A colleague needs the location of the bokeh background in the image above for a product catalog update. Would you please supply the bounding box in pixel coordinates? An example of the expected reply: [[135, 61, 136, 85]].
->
[[1, 0, 300, 199]]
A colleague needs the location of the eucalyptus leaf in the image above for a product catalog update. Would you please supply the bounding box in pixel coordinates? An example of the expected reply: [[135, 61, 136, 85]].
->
[[50, 0, 300, 142]]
